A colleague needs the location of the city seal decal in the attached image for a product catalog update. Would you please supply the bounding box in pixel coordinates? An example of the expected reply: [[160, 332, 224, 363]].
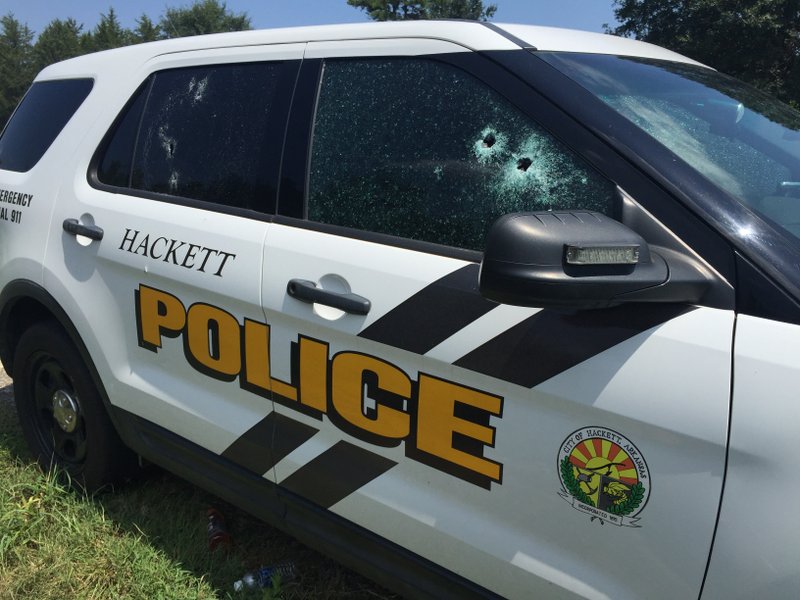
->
[[558, 427, 650, 527]]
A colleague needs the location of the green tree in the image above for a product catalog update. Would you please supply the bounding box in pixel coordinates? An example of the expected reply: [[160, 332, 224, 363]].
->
[[0, 13, 35, 125], [0, 2, 256, 128], [32, 18, 84, 73], [347, 0, 497, 21], [426, 0, 497, 19], [158, 0, 251, 38], [133, 14, 160, 43], [83, 8, 132, 52], [609, 0, 800, 104]]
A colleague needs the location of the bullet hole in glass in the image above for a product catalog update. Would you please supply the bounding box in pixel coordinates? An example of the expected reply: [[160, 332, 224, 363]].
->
[[308, 59, 617, 251], [119, 63, 283, 211]]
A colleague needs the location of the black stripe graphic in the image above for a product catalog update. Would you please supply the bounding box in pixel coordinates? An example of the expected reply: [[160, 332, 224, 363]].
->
[[455, 304, 696, 388], [221, 411, 318, 475], [279, 441, 397, 509], [358, 264, 496, 354]]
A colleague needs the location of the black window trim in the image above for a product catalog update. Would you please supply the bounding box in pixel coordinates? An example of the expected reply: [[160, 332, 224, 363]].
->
[[274, 214, 483, 263]]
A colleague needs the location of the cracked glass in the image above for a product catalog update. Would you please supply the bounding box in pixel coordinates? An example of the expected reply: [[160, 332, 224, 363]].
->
[[100, 62, 282, 212], [308, 58, 617, 251], [540, 52, 800, 240]]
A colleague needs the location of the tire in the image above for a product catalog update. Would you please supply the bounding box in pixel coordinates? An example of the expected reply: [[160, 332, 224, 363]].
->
[[13, 321, 135, 490]]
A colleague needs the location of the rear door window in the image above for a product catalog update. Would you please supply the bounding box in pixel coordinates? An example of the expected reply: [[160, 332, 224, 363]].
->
[[0, 79, 93, 172], [96, 62, 293, 215]]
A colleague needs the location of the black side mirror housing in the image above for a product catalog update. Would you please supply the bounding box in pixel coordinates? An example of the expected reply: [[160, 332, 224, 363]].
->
[[479, 211, 708, 309]]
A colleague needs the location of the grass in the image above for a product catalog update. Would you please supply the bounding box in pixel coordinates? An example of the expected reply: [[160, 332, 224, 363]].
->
[[0, 377, 398, 600]]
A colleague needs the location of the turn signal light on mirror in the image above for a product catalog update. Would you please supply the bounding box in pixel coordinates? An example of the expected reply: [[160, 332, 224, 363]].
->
[[565, 245, 640, 266]]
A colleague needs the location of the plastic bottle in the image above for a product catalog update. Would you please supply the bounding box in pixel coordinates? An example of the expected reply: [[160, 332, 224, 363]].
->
[[207, 507, 232, 551], [233, 562, 297, 591]]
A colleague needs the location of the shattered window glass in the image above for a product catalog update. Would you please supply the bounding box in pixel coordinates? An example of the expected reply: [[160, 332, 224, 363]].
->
[[125, 63, 282, 211], [308, 58, 616, 251], [602, 96, 788, 206], [540, 53, 800, 238]]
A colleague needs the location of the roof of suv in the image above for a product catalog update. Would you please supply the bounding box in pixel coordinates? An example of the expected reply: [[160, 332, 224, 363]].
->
[[38, 20, 703, 80]]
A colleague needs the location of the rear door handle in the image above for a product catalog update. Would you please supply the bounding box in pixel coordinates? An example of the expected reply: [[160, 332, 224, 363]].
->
[[63, 218, 104, 241], [287, 279, 371, 315]]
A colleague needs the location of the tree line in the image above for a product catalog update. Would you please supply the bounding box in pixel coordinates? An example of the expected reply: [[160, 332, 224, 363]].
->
[[0, 0, 252, 125], [608, 0, 800, 107], [0, 0, 499, 126], [2, 0, 800, 128]]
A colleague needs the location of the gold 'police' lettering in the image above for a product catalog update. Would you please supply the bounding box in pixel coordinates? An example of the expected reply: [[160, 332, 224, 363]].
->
[[242, 318, 271, 395], [136, 285, 186, 350], [416, 374, 502, 484], [299, 336, 329, 413], [186, 303, 241, 379], [134, 284, 504, 488], [331, 352, 412, 443]]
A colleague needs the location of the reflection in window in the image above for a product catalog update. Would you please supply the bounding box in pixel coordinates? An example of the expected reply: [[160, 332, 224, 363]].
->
[[308, 59, 616, 251], [602, 95, 789, 205], [0, 79, 93, 172], [540, 53, 800, 233]]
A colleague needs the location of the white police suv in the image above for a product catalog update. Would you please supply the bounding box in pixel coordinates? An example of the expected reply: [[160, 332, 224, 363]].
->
[[0, 20, 796, 600]]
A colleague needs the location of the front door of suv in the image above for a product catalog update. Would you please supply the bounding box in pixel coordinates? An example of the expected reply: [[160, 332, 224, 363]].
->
[[46, 45, 302, 472], [261, 42, 734, 599]]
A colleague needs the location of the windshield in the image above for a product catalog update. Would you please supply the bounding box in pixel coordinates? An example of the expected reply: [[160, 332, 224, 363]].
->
[[539, 52, 800, 241]]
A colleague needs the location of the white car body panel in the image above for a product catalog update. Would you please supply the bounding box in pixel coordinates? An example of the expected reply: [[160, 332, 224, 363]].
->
[[496, 23, 707, 65], [41, 43, 305, 452], [262, 215, 733, 598], [702, 315, 800, 598], [35, 21, 704, 84]]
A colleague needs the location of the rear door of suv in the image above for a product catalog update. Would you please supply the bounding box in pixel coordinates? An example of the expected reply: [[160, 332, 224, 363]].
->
[[44, 44, 302, 477], [260, 39, 734, 599]]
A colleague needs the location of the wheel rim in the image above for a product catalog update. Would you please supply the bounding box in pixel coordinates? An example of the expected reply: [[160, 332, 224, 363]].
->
[[30, 353, 87, 465]]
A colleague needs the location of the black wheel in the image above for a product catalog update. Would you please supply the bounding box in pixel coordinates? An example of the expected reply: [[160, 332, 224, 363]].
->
[[13, 322, 135, 489]]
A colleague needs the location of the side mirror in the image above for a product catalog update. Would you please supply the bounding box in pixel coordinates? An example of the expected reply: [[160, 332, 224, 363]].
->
[[479, 211, 708, 309]]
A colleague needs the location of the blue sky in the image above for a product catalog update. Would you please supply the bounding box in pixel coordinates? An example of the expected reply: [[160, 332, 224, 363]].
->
[[5, 1, 619, 37]]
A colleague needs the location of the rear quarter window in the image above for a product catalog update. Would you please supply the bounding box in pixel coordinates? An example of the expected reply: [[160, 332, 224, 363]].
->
[[0, 79, 93, 172]]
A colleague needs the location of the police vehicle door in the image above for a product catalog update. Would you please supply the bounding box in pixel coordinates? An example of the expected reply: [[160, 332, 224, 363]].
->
[[256, 41, 733, 599], [46, 45, 302, 467]]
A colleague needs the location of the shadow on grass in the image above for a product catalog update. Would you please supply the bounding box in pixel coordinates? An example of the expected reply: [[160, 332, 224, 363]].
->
[[0, 382, 28, 459], [0, 380, 396, 600]]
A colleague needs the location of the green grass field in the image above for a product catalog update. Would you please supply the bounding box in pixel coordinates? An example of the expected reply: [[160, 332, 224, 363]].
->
[[0, 373, 397, 599]]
